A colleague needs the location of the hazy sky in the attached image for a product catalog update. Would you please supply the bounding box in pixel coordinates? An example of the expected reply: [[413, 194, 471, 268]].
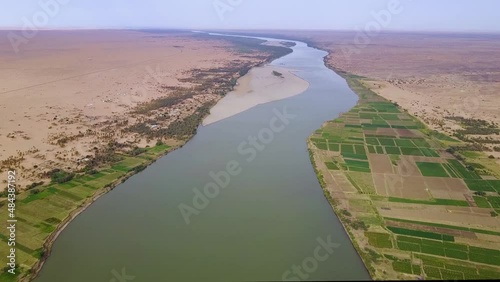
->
[[2, 0, 499, 32]]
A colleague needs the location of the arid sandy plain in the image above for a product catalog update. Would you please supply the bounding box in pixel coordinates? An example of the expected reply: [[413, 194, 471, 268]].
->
[[313, 32, 500, 127], [0, 30, 283, 189]]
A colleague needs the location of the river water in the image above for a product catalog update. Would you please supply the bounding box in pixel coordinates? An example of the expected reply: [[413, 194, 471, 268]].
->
[[35, 34, 370, 282]]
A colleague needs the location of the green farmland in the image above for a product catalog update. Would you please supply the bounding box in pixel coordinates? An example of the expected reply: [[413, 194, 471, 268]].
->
[[416, 162, 450, 177], [309, 73, 500, 280], [0, 144, 172, 281]]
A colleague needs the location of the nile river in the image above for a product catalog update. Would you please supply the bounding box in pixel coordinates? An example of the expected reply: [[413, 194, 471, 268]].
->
[[35, 34, 370, 282]]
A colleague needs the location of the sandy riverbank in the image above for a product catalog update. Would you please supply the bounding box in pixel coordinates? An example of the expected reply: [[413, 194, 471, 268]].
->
[[203, 65, 309, 125]]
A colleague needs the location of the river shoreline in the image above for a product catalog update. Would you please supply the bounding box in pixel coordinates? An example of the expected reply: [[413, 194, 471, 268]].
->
[[306, 69, 500, 279], [22, 143, 178, 282], [307, 144, 375, 278]]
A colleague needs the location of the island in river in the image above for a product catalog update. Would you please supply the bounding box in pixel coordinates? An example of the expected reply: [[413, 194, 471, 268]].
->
[[203, 65, 309, 125]]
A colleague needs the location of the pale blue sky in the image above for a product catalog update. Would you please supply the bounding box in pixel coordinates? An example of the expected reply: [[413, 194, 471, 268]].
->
[[1, 0, 499, 32]]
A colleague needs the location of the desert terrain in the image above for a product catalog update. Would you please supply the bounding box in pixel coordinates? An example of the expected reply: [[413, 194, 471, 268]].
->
[[310, 33, 500, 125], [0, 30, 287, 190]]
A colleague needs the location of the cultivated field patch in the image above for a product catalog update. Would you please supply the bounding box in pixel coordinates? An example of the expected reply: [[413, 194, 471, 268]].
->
[[416, 162, 450, 177]]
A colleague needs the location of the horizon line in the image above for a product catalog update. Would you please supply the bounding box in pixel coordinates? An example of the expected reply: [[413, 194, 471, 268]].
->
[[1, 27, 500, 35]]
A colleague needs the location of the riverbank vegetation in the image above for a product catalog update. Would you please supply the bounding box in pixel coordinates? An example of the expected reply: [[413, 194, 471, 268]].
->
[[207, 35, 293, 63], [308, 72, 500, 280], [0, 143, 172, 282]]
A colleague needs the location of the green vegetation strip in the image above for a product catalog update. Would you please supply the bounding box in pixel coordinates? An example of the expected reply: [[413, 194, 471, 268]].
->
[[341, 152, 368, 160], [465, 179, 499, 192], [385, 217, 500, 236], [416, 253, 499, 279], [473, 196, 491, 208], [325, 162, 339, 170], [397, 236, 500, 266], [0, 143, 173, 279], [416, 162, 450, 177], [388, 226, 454, 241], [365, 232, 393, 248], [388, 197, 469, 207], [448, 159, 481, 179]]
